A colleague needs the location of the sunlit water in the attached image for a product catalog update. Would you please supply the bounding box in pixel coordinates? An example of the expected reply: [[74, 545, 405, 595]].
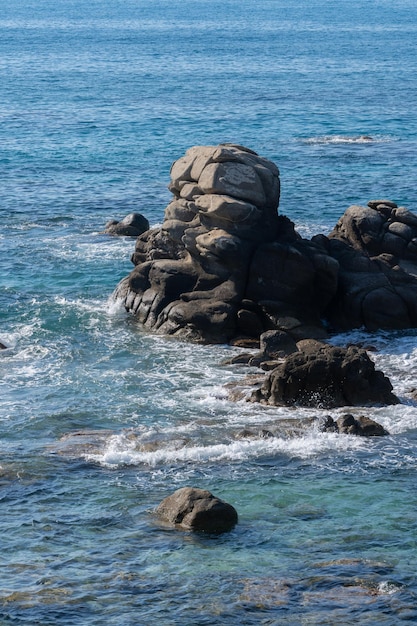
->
[[1, 1, 417, 623]]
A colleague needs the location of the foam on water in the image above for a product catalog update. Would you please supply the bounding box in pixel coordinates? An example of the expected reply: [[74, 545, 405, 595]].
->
[[301, 135, 393, 145], [84, 428, 369, 469]]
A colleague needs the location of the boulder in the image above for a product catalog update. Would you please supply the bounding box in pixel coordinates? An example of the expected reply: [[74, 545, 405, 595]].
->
[[326, 200, 417, 330], [104, 212, 149, 237], [156, 487, 238, 533], [251, 342, 399, 408], [320, 414, 389, 436], [223, 329, 298, 368]]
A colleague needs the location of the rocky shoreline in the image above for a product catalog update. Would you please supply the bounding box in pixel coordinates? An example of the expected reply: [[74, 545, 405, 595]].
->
[[97, 144, 417, 529], [109, 144, 417, 413]]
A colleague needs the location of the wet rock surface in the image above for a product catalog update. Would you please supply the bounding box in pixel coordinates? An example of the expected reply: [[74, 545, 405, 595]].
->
[[104, 212, 149, 237], [320, 414, 389, 436], [113, 146, 417, 345], [250, 342, 399, 409], [156, 487, 238, 533]]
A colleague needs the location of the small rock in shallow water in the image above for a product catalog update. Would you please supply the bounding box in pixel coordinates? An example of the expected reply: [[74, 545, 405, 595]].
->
[[156, 486, 238, 533]]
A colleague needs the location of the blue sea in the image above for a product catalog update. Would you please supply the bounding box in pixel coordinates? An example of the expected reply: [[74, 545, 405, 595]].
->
[[1, 1, 417, 623]]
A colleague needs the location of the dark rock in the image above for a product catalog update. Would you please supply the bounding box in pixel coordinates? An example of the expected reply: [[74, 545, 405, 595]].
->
[[321, 414, 389, 436], [104, 212, 149, 237], [236, 428, 274, 439], [355, 415, 389, 436], [229, 337, 260, 349], [259, 359, 284, 371], [321, 415, 339, 433], [246, 238, 338, 339], [223, 352, 254, 365], [327, 201, 417, 331], [368, 199, 398, 210], [251, 343, 399, 408], [156, 487, 238, 533], [0, 341, 7, 350], [260, 330, 298, 359], [337, 413, 360, 434], [223, 330, 296, 369]]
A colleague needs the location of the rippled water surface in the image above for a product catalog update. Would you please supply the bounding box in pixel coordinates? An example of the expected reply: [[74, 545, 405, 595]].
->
[[1, 0, 417, 623]]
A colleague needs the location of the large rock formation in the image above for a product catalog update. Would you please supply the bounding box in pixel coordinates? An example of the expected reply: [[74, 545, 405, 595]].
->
[[113, 144, 338, 343], [113, 145, 417, 343]]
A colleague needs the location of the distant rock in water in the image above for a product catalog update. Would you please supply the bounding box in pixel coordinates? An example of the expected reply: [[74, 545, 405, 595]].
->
[[104, 212, 149, 237], [113, 144, 417, 344], [156, 487, 238, 534]]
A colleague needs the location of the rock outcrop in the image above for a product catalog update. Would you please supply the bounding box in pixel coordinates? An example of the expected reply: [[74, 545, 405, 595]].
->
[[250, 342, 399, 408], [104, 212, 149, 237], [324, 200, 417, 330], [113, 145, 417, 344], [320, 414, 389, 436], [156, 487, 238, 533], [113, 144, 339, 343]]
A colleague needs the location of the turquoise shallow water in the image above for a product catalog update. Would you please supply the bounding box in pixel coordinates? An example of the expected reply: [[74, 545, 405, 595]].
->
[[1, 1, 417, 623]]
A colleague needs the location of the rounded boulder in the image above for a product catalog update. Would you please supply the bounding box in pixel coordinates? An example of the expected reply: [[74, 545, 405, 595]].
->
[[156, 487, 238, 533]]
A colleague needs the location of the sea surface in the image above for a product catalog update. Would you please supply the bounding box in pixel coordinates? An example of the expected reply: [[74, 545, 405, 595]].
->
[[1, 0, 417, 624]]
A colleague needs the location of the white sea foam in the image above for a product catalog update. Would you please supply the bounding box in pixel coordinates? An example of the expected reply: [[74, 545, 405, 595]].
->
[[84, 429, 368, 468], [300, 135, 392, 145]]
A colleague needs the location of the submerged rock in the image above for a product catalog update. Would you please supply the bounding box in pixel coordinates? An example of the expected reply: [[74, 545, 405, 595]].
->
[[156, 487, 238, 533]]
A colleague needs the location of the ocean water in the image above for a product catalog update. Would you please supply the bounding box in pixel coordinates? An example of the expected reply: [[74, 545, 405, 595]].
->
[[1, 0, 417, 623]]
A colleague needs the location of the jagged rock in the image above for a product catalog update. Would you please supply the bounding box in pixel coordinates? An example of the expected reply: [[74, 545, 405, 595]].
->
[[320, 414, 389, 436], [156, 487, 238, 533], [251, 342, 399, 408], [224, 329, 298, 369], [326, 201, 417, 330], [113, 145, 339, 343], [112, 145, 417, 344], [114, 144, 285, 343], [104, 212, 149, 237]]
